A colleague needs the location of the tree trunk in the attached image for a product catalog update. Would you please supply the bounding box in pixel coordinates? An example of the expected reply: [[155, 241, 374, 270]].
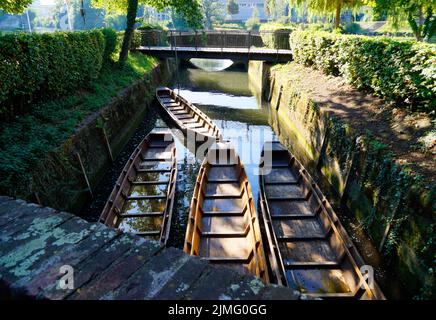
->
[[119, 0, 139, 65], [408, 5, 424, 41], [334, 2, 342, 29]]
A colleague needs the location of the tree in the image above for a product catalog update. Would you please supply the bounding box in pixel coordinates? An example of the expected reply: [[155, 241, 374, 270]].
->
[[245, 7, 260, 30], [91, 0, 203, 64], [118, 0, 139, 64], [372, 0, 436, 41], [227, 0, 239, 15], [0, 0, 32, 14], [288, 0, 363, 28], [201, 0, 225, 29], [91, 0, 202, 27], [266, 0, 288, 21]]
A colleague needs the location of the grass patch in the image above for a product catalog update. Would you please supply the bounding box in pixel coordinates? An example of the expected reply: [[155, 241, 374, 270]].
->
[[0, 53, 157, 195]]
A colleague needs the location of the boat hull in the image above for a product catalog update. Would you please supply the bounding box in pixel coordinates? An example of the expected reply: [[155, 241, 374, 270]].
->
[[184, 142, 269, 283], [100, 129, 177, 244], [259, 141, 384, 299], [156, 87, 222, 145]]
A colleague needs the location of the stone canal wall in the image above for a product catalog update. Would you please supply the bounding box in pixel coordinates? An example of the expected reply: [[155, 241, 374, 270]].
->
[[262, 61, 434, 299], [0, 197, 298, 300], [28, 60, 175, 214]]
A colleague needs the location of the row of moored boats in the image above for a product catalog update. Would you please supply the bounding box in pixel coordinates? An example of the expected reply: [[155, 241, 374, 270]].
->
[[99, 87, 384, 300]]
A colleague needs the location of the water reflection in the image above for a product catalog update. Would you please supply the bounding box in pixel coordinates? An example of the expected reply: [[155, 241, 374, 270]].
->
[[180, 69, 252, 95], [176, 89, 258, 110], [164, 62, 278, 247], [189, 58, 234, 71]]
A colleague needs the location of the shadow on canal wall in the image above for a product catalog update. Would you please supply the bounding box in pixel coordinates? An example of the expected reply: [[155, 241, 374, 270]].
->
[[249, 61, 434, 299], [28, 59, 176, 215]]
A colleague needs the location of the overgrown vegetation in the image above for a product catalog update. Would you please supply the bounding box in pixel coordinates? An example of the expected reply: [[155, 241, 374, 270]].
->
[[260, 22, 293, 49], [290, 30, 436, 111], [245, 7, 261, 31], [0, 29, 157, 198]]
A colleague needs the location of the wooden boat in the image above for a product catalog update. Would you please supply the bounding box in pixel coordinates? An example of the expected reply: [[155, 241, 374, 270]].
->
[[259, 141, 385, 299], [184, 142, 269, 283], [156, 87, 222, 142], [100, 129, 177, 244]]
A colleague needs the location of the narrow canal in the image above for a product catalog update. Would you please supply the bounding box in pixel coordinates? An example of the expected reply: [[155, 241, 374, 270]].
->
[[81, 59, 277, 248], [80, 59, 401, 298]]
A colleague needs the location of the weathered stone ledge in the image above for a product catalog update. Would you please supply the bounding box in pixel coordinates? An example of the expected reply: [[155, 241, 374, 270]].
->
[[0, 197, 299, 300]]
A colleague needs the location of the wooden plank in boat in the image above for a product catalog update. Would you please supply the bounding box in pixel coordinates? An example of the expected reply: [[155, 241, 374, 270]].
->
[[205, 182, 241, 197], [185, 122, 204, 128], [180, 118, 199, 124], [265, 184, 306, 198], [273, 218, 325, 239], [263, 168, 299, 184], [99, 129, 177, 245], [122, 198, 167, 215], [287, 269, 352, 294], [259, 140, 384, 299], [184, 142, 269, 283], [156, 87, 222, 142], [135, 171, 171, 182], [202, 197, 245, 213], [176, 114, 194, 120], [268, 200, 314, 216], [199, 237, 251, 259], [279, 240, 338, 263], [201, 216, 246, 233], [208, 166, 238, 182]]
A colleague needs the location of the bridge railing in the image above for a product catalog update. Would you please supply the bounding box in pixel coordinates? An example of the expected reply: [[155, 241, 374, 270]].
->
[[136, 29, 292, 51]]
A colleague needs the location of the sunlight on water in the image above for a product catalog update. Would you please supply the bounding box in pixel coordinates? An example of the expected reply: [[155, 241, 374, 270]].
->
[[189, 58, 234, 71], [176, 89, 258, 109]]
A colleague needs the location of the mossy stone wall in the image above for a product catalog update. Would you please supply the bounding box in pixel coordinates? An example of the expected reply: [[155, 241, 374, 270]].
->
[[29, 60, 175, 214]]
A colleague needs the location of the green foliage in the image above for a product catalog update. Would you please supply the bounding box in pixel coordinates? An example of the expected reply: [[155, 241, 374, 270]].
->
[[290, 31, 436, 111], [91, 0, 203, 29], [137, 22, 165, 30], [373, 0, 436, 41], [245, 7, 261, 31], [119, 0, 139, 65], [227, 0, 239, 15], [265, 0, 288, 21], [213, 21, 245, 30], [288, 0, 363, 27], [0, 53, 157, 198], [414, 223, 436, 299], [202, 0, 225, 29], [342, 22, 363, 34], [0, 30, 114, 118], [0, 0, 32, 14], [259, 22, 294, 31], [101, 27, 118, 63], [260, 22, 294, 49]]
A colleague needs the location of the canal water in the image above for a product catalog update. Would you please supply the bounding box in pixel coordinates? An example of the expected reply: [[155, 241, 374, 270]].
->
[[81, 59, 400, 298], [81, 59, 278, 249]]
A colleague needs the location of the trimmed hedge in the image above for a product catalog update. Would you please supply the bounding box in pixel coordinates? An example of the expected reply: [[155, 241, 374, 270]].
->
[[290, 31, 436, 111], [101, 28, 118, 63], [0, 29, 117, 118], [260, 23, 293, 50]]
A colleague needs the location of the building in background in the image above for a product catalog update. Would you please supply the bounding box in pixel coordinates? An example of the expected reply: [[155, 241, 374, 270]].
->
[[219, 0, 268, 22], [0, 0, 61, 32], [143, 6, 171, 23]]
